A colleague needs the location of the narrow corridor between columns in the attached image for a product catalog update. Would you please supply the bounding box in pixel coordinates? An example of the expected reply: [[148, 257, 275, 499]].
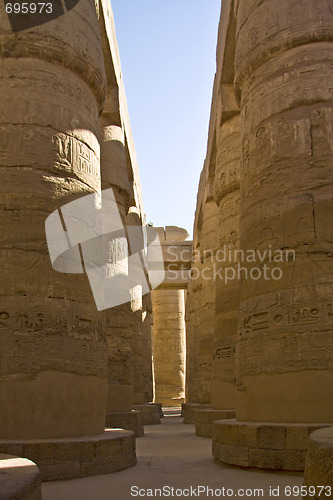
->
[[42, 409, 302, 500]]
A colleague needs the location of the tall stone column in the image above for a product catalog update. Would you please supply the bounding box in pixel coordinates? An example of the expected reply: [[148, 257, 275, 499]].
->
[[126, 214, 146, 406], [152, 289, 186, 407], [99, 121, 134, 414], [185, 248, 203, 405], [183, 180, 215, 424], [213, 0, 333, 472], [196, 194, 219, 404], [142, 294, 154, 404], [0, 0, 106, 440], [212, 114, 241, 410], [0, 1, 136, 479], [131, 290, 145, 407], [183, 190, 224, 431]]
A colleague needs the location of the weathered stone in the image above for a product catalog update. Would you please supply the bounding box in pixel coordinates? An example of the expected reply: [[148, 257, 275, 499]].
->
[[187, 0, 333, 472], [0, 430, 136, 482], [105, 411, 144, 437], [185, 194, 219, 405], [0, 0, 108, 442], [133, 404, 161, 425], [212, 112, 240, 412], [0, 0, 161, 481], [0, 454, 42, 500], [195, 409, 236, 438], [304, 427, 333, 499], [181, 403, 211, 424], [235, 0, 333, 426], [212, 420, 330, 472]]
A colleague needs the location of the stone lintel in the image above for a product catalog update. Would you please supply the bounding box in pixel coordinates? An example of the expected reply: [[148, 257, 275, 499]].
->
[[148, 240, 193, 288], [161, 241, 193, 266]]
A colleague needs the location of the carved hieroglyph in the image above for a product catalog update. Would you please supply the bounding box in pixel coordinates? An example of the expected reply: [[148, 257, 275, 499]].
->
[[0, 0, 108, 439], [235, 0, 333, 423]]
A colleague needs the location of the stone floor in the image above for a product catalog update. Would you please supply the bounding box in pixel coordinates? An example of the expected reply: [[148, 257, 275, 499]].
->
[[42, 409, 303, 500]]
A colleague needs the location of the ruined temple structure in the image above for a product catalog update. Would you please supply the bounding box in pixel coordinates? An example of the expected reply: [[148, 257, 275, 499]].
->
[[185, 0, 333, 477]]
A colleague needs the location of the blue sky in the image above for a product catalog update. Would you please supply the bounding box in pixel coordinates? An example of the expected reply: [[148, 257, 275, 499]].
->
[[110, 1, 221, 238]]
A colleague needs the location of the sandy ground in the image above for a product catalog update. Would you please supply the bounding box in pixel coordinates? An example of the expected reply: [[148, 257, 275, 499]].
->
[[42, 411, 302, 500]]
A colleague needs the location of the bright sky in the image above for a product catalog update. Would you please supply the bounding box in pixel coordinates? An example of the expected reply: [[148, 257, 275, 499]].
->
[[110, 1, 221, 238]]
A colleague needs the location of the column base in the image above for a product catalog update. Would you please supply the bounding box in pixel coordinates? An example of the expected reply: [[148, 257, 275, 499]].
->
[[304, 427, 333, 499], [181, 403, 211, 424], [195, 409, 236, 438], [155, 398, 185, 407], [132, 404, 161, 425], [105, 410, 144, 437], [213, 419, 333, 472], [151, 403, 164, 418], [0, 454, 42, 499], [0, 429, 136, 481]]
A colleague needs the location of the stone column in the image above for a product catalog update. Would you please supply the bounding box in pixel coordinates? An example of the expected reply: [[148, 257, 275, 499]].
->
[[104, 303, 134, 412], [152, 289, 186, 407], [142, 294, 154, 404], [0, 454, 42, 500], [183, 181, 214, 423], [0, 0, 106, 441], [131, 284, 162, 425], [0, 1, 136, 478], [213, 0, 333, 471], [185, 249, 203, 405], [99, 120, 134, 414], [194, 114, 241, 438], [212, 114, 241, 410], [195, 194, 219, 404], [304, 427, 333, 497], [130, 286, 145, 405], [124, 212, 146, 407]]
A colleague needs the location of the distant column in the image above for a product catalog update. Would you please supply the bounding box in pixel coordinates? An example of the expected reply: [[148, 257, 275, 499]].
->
[[152, 289, 186, 407]]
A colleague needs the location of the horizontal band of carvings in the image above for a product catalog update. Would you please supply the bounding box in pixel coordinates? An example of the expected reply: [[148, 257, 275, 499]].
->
[[0, 332, 107, 379], [0, 34, 106, 109], [236, 28, 333, 90], [214, 181, 240, 205]]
